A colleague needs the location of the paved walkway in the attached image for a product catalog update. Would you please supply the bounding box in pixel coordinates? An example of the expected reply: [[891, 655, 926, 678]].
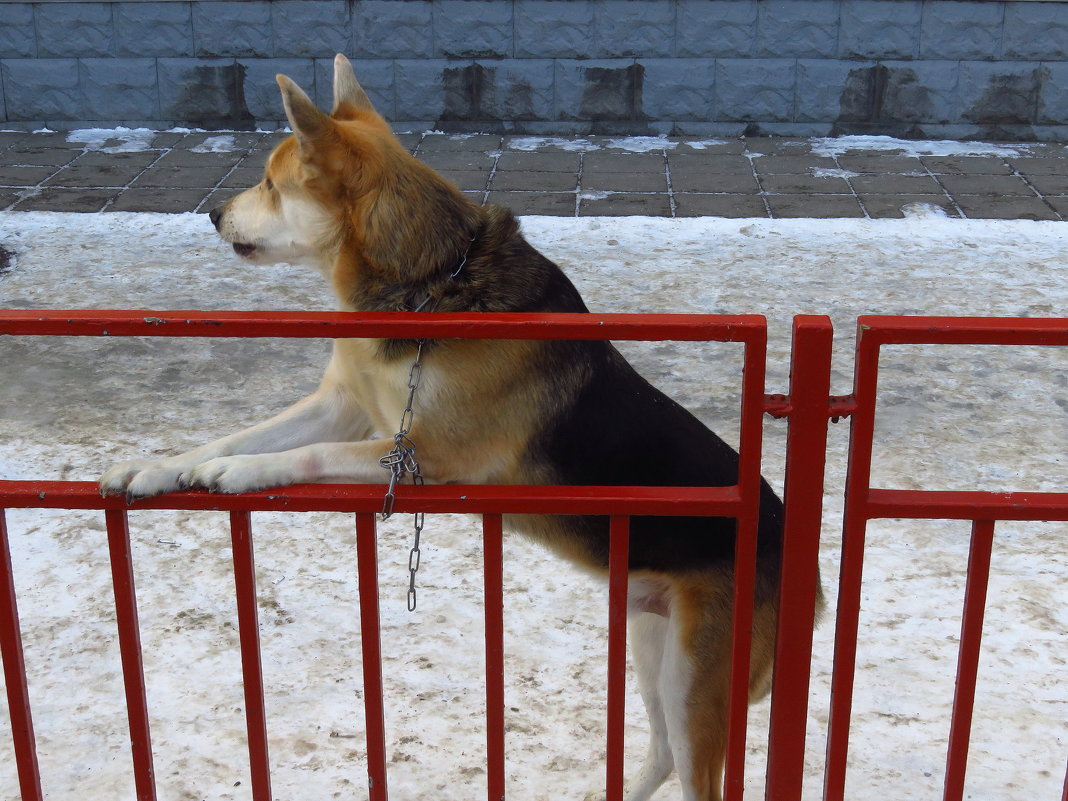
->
[[1, 129, 1066, 220]]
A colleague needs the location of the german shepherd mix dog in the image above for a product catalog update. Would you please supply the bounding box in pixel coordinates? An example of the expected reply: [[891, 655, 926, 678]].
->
[[101, 56, 819, 801]]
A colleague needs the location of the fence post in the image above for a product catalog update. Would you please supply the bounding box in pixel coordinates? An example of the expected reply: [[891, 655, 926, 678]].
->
[[229, 511, 272, 801], [355, 512, 389, 801], [765, 315, 834, 801], [0, 509, 43, 801], [105, 509, 157, 801]]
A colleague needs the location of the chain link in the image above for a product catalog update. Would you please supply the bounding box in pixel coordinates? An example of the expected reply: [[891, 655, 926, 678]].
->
[[379, 339, 428, 611]]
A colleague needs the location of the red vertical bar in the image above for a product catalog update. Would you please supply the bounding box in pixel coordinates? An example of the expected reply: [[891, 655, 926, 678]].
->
[[723, 330, 769, 801], [824, 327, 882, 801], [104, 509, 157, 801], [765, 316, 834, 801], [605, 515, 630, 801], [355, 512, 389, 801], [0, 509, 43, 801], [1062, 756, 1067, 801], [943, 519, 995, 801], [229, 511, 272, 801], [482, 514, 506, 801]]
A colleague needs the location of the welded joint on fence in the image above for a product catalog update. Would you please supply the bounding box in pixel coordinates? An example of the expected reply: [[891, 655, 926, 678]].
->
[[762, 393, 856, 422]]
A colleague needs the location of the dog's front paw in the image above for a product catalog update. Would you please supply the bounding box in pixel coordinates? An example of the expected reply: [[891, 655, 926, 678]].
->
[[181, 454, 293, 494], [99, 457, 190, 501]]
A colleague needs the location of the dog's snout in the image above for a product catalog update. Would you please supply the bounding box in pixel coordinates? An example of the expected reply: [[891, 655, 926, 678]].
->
[[208, 206, 224, 231]]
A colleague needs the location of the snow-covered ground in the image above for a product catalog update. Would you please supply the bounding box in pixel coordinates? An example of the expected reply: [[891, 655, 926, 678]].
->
[[0, 211, 1065, 801]]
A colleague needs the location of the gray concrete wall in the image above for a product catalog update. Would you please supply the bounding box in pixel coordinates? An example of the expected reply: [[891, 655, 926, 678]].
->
[[1, 0, 1067, 140]]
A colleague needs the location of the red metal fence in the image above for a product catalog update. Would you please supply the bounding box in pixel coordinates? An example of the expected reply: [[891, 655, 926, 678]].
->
[[0, 310, 1064, 801]]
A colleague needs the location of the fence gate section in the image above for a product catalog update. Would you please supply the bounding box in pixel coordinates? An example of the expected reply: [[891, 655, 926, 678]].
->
[[0, 309, 1064, 801]]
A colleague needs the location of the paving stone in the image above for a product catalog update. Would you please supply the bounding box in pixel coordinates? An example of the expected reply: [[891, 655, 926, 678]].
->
[[44, 155, 157, 187], [582, 171, 667, 192], [760, 174, 853, 194], [752, 155, 838, 174], [435, 170, 491, 191], [765, 194, 865, 218], [106, 188, 211, 213], [744, 139, 817, 155], [579, 192, 672, 216], [485, 191, 576, 215], [1043, 196, 1068, 218], [849, 174, 944, 194], [13, 188, 119, 212], [418, 151, 497, 172], [490, 171, 576, 191], [921, 156, 1013, 175], [1024, 174, 1068, 195], [937, 174, 1034, 197], [1009, 157, 1068, 177], [496, 152, 581, 172], [0, 190, 23, 210], [130, 165, 232, 189], [0, 165, 65, 186], [583, 152, 664, 171], [674, 193, 767, 218], [219, 166, 264, 189], [0, 147, 82, 168], [835, 154, 926, 173], [418, 133, 503, 152], [668, 153, 753, 174], [199, 187, 242, 212], [858, 194, 960, 218], [675, 139, 746, 154], [670, 172, 760, 193], [954, 195, 1060, 221], [152, 149, 249, 169]]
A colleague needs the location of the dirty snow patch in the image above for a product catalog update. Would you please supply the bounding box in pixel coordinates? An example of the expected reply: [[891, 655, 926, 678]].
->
[[66, 127, 159, 153], [810, 135, 1044, 159]]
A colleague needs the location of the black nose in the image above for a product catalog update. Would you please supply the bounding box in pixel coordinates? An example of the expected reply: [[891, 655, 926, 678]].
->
[[208, 206, 223, 231]]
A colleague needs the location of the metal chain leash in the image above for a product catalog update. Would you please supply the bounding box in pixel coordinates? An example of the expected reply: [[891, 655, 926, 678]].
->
[[379, 339, 428, 611], [378, 235, 477, 612]]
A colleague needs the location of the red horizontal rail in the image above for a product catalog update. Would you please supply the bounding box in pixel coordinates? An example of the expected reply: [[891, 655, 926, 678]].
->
[[857, 315, 1068, 347], [865, 489, 1068, 522], [0, 310, 766, 342], [0, 480, 741, 516]]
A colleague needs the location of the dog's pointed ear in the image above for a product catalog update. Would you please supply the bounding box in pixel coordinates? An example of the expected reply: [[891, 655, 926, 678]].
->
[[277, 74, 330, 145], [331, 54, 376, 118]]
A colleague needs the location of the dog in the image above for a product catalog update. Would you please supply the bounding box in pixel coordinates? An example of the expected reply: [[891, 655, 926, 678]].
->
[[100, 55, 820, 801]]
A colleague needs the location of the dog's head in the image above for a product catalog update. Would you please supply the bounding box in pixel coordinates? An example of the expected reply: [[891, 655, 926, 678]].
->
[[210, 55, 481, 301]]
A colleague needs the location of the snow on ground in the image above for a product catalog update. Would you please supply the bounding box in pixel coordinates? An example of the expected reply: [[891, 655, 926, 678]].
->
[[807, 134, 1058, 159], [0, 212, 1065, 801]]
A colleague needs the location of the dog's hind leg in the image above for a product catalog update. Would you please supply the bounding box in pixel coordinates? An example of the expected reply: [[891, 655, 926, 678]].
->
[[623, 610, 675, 801]]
